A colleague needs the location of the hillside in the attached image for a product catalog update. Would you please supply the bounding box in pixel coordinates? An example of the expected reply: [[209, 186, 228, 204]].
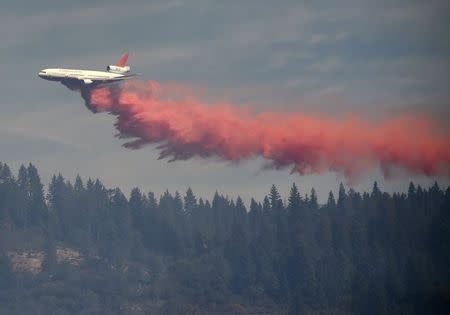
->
[[1, 162, 449, 314]]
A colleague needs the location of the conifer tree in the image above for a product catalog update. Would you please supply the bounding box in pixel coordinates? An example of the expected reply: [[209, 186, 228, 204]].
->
[[327, 191, 336, 207], [269, 185, 283, 210], [337, 183, 347, 209], [129, 187, 144, 230], [184, 187, 197, 214], [288, 183, 301, 211], [310, 188, 318, 210], [263, 196, 271, 212], [27, 163, 47, 226]]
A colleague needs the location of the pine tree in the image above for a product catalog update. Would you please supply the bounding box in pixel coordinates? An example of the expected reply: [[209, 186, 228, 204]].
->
[[337, 183, 347, 209], [0, 163, 14, 223], [250, 198, 262, 213], [407, 182, 416, 200], [147, 191, 158, 210], [8, 164, 28, 227], [249, 198, 262, 238], [263, 196, 271, 212], [160, 190, 174, 212], [17, 165, 29, 193], [27, 163, 47, 226], [173, 191, 183, 214], [269, 185, 283, 210], [235, 196, 246, 215], [184, 187, 197, 214], [109, 188, 132, 263], [288, 183, 301, 211], [371, 181, 381, 199], [198, 197, 205, 209], [0, 163, 12, 183], [129, 187, 144, 229], [48, 174, 67, 238], [310, 188, 318, 210], [327, 191, 336, 208], [74, 175, 84, 193]]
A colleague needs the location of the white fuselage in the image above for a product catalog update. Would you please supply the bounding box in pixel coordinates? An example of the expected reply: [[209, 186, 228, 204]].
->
[[38, 68, 132, 85]]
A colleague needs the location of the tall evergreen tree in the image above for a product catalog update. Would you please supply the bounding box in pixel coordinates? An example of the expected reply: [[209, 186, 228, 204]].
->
[[337, 182, 347, 210], [407, 182, 416, 200], [129, 187, 144, 230], [262, 196, 271, 212], [371, 181, 382, 199], [235, 196, 246, 216], [269, 185, 283, 211], [147, 191, 158, 210], [310, 188, 318, 210], [173, 191, 183, 214], [184, 187, 197, 215], [27, 163, 47, 226], [288, 183, 301, 211], [327, 191, 336, 208]]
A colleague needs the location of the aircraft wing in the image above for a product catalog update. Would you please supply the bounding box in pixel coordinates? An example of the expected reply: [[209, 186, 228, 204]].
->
[[74, 74, 139, 85], [106, 74, 139, 81]]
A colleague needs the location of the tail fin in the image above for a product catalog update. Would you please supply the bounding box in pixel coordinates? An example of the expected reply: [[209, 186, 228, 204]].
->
[[115, 52, 129, 67]]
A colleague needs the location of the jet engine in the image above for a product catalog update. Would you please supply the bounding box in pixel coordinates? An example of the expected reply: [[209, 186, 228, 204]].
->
[[107, 65, 131, 73]]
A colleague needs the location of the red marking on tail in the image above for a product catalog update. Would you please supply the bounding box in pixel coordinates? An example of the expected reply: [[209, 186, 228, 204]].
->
[[115, 52, 129, 67]]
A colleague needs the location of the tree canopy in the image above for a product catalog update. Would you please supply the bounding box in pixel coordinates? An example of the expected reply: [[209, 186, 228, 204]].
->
[[0, 161, 449, 314]]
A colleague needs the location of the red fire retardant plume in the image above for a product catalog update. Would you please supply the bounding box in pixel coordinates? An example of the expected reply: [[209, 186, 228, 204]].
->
[[81, 80, 450, 178]]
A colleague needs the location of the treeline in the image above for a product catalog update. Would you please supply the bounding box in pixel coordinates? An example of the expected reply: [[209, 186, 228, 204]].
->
[[0, 161, 449, 314]]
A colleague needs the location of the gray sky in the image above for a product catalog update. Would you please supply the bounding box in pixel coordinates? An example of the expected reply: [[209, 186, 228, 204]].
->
[[1, 0, 449, 204]]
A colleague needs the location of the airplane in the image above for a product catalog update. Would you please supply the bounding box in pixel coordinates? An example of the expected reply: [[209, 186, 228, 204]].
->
[[38, 52, 137, 85]]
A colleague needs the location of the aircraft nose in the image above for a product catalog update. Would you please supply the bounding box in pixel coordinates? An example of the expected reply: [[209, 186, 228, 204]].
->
[[38, 70, 47, 77]]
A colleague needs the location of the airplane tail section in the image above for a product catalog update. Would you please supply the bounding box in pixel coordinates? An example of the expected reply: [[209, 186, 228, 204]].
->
[[107, 52, 131, 73], [115, 52, 129, 67]]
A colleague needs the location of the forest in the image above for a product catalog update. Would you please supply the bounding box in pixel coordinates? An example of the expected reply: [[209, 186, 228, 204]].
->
[[0, 161, 449, 314]]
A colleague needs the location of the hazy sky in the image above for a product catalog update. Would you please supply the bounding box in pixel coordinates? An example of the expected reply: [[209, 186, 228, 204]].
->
[[1, 0, 449, 204]]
